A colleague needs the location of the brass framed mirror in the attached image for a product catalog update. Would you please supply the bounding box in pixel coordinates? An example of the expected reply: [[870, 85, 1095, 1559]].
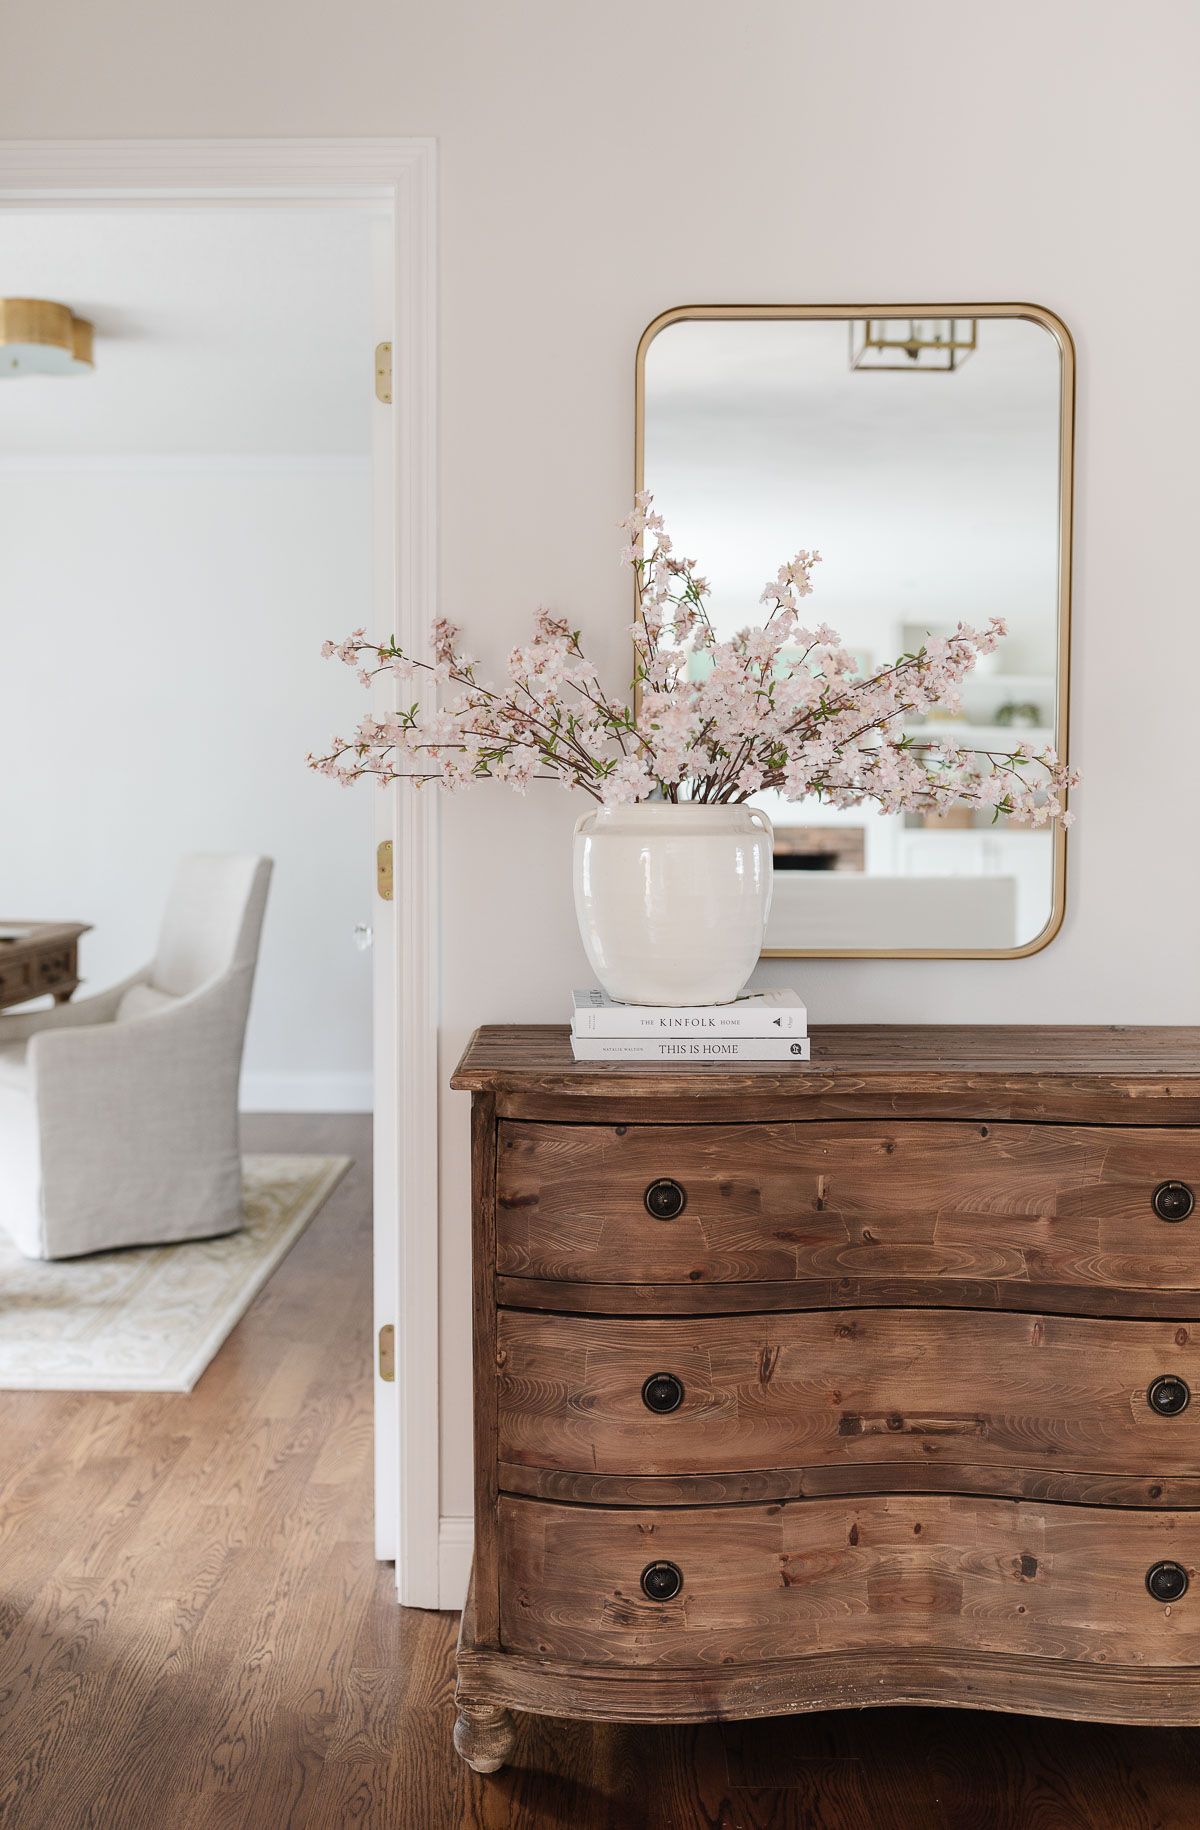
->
[[635, 303, 1075, 960]]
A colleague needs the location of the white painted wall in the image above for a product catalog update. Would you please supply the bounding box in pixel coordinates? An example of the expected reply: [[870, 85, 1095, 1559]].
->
[[0, 210, 377, 457], [0, 462, 373, 1109], [5, 0, 1196, 1535]]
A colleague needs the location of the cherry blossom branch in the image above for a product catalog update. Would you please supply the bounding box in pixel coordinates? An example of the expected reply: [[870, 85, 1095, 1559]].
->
[[310, 494, 1077, 826]]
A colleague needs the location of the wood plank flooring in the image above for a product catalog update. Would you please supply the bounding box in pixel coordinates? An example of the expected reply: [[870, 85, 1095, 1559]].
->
[[3, 1113, 1200, 1828]]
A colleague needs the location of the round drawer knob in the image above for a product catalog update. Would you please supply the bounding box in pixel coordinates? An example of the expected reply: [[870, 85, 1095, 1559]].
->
[[1149, 1376, 1191, 1417], [644, 1178, 686, 1221], [641, 1560, 683, 1602], [1153, 1181, 1195, 1223], [1147, 1560, 1189, 1603], [642, 1372, 684, 1414]]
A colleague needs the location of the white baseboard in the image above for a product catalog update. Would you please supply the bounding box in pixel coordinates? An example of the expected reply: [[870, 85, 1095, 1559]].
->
[[240, 1071, 373, 1114], [438, 1515, 473, 1610]]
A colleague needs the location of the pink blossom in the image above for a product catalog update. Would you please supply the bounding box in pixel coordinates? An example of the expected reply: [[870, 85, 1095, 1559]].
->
[[308, 496, 1078, 826], [430, 618, 459, 664]]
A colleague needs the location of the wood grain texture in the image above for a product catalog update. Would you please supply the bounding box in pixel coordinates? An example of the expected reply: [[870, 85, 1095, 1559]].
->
[[11, 1113, 1200, 1823], [0, 1115, 428, 1830], [464, 1590, 1200, 1733], [470, 1091, 501, 1647], [0, 919, 89, 1009], [457, 1618, 1200, 1818], [496, 1307, 1200, 1483], [496, 1119, 1200, 1302], [452, 1702, 516, 1773], [498, 1460, 1200, 1510], [497, 1272, 1200, 1319], [497, 1493, 1200, 1670], [460, 1028, 1200, 1761], [452, 1024, 1200, 1125]]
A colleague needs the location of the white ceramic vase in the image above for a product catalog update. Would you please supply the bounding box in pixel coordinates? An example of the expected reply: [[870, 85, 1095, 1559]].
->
[[572, 802, 774, 1007]]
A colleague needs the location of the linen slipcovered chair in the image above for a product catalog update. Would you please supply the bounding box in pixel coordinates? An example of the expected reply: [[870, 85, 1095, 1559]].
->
[[0, 854, 272, 1259]]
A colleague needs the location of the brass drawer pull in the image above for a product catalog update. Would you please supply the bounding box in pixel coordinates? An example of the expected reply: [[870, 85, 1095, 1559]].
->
[[644, 1178, 686, 1221], [1153, 1181, 1195, 1222], [1147, 1560, 1189, 1602], [1148, 1376, 1190, 1416], [641, 1560, 683, 1602], [641, 1372, 684, 1414]]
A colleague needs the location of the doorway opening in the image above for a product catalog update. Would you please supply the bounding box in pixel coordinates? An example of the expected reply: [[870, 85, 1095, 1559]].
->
[[0, 140, 440, 1606]]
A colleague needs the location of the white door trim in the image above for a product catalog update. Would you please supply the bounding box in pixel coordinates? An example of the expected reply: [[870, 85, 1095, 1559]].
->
[[0, 137, 442, 1607]]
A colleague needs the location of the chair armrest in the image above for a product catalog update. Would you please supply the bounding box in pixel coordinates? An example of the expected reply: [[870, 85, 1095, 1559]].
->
[[27, 974, 253, 1249], [0, 967, 150, 1044], [29, 975, 247, 1153]]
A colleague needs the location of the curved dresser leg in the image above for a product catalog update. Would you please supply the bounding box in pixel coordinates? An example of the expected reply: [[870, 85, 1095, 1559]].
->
[[454, 1702, 516, 1774]]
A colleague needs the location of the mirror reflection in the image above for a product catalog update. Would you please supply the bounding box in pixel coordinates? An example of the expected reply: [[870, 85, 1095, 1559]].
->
[[640, 309, 1071, 956]]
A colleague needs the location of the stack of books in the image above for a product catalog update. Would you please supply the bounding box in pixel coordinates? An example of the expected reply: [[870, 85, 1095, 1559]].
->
[[571, 988, 810, 1063]]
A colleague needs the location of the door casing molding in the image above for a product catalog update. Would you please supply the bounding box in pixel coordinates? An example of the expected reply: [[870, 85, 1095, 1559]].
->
[[0, 137, 442, 1606]]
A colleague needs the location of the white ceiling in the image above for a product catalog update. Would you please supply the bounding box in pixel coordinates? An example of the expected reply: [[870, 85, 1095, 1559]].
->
[[645, 315, 1060, 415], [0, 209, 375, 455]]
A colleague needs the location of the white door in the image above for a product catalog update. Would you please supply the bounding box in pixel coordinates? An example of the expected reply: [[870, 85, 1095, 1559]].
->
[[370, 206, 442, 1604], [371, 212, 400, 1565]]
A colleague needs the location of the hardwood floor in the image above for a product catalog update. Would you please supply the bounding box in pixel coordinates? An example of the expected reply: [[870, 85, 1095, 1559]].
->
[[2, 1113, 1200, 1829]]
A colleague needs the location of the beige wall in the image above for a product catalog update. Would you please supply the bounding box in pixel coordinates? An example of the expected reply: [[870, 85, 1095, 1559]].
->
[[7, 0, 1197, 1522]]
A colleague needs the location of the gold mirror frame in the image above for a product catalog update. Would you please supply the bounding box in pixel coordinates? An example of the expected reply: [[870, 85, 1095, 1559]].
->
[[634, 301, 1076, 961]]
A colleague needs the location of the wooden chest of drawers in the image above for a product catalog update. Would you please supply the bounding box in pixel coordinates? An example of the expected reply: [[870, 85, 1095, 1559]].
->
[[450, 1024, 1200, 1773], [0, 921, 89, 1011]]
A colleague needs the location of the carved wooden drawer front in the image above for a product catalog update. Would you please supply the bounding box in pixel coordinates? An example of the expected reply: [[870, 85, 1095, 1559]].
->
[[497, 1493, 1200, 1669], [0, 960, 34, 1002], [452, 1027, 1200, 1764], [496, 1308, 1200, 1484], [496, 1119, 1200, 1315], [0, 924, 85, 1012]]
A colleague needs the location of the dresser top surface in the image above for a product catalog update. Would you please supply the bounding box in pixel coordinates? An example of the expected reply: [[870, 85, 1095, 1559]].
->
[[452, 1024, 1200, 1116]]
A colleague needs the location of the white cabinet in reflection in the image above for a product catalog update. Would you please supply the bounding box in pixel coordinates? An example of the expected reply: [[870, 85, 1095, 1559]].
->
[[895, 829, 1054, 949], [765, 870, 1019, 953]]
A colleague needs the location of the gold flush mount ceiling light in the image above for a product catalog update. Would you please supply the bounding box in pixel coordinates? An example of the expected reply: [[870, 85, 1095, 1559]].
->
[[850, 317, 977, 373], [0, 298, 95, 376]]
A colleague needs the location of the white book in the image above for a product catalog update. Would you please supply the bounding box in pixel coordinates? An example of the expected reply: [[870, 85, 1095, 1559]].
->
[[571, 987, 807, 1038], [570, 1035, 812, 1063]]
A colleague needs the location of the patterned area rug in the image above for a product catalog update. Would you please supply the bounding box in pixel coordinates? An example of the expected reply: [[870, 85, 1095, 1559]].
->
[[0, 1154, 350, 1392]]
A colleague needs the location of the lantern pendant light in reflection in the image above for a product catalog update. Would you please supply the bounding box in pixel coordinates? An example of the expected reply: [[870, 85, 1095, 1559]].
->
[[850, 318, 977, 373]]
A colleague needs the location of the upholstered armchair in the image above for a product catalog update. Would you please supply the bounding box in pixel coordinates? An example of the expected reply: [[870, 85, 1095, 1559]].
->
[[0, 854, 272, 1260]]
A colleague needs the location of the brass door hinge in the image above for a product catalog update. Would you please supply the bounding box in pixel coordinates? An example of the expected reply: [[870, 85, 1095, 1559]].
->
[[375, 341, 393, 404], [376, 839, 393, 900], [378, 1323, 396, 1381]]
